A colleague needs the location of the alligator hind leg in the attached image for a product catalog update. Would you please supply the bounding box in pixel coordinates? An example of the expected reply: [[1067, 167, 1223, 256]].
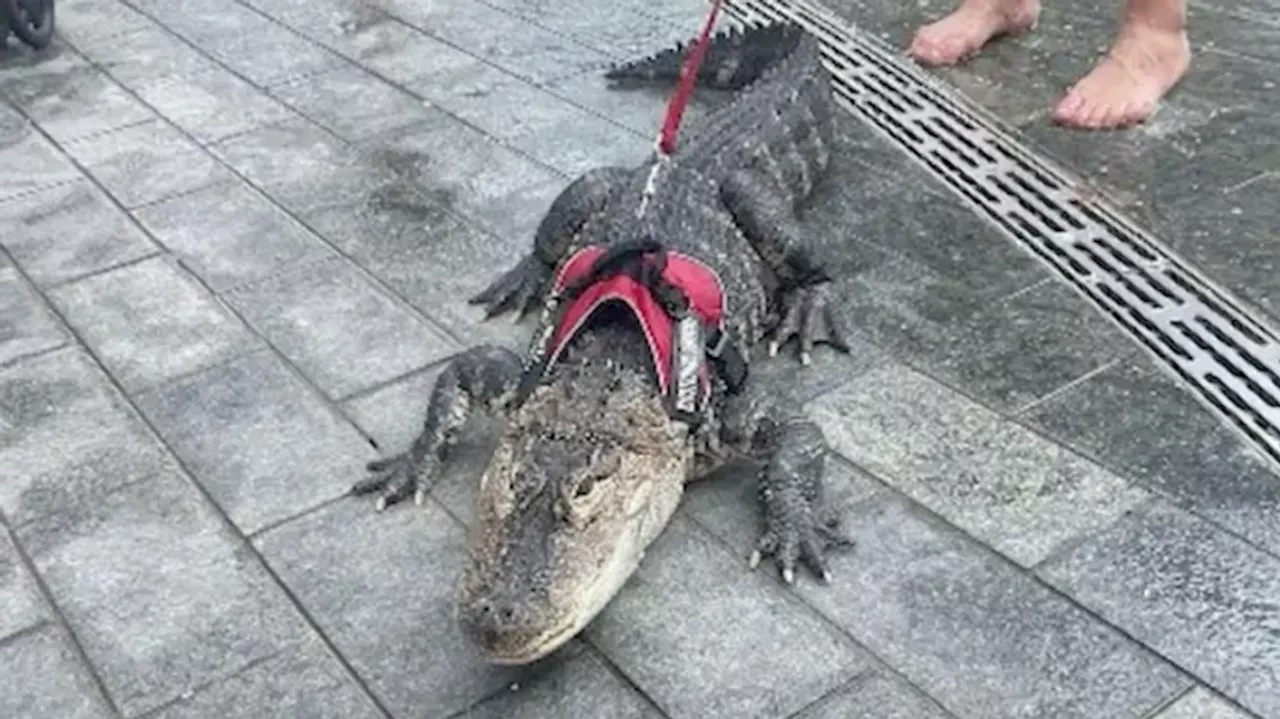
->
[[352, 344, 523, 510], [720, 169, 851, 365], [470, 166, 632, 320], [720, 393, 855, 583]]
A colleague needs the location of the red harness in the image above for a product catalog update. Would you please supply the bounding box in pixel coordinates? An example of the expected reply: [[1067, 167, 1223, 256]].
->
[[515, 242, 745, 424]]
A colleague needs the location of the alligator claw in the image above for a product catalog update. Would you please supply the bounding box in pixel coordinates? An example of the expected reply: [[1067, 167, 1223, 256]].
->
[[351, 453, 436, 512], [469, 254, 552, 321], [769, 282, 850, 365], [750, 506, 854, 585]]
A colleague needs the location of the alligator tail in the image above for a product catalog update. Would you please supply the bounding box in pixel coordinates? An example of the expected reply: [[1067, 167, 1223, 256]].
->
[[604, 22, 806, 91]]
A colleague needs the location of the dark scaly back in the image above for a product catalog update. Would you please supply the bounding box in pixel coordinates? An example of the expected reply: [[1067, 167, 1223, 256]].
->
[[677, 25, 836, 207]]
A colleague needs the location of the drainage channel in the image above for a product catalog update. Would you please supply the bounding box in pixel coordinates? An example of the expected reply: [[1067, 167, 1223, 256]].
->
[[721, 0, 1280, 470]]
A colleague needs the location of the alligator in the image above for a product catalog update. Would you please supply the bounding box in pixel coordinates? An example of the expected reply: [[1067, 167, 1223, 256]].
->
[[352, 20, 857, 666]]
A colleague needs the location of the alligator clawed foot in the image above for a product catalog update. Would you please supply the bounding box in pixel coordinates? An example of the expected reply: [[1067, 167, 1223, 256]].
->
[[468, 254, 552, 321], [767, 282, 851, 365], [350, 453, 437, 511], [749, 507, 855, 585]]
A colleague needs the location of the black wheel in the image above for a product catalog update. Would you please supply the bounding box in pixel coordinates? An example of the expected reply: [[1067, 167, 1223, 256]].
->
[[7, 0, 54, 50]]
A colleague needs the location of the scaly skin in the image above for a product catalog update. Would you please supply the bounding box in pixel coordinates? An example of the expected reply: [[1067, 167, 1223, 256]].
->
[[353, 21, 856, 665]]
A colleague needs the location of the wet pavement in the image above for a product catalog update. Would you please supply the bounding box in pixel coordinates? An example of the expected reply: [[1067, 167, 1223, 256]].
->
[[1, 0, 1277, 717]]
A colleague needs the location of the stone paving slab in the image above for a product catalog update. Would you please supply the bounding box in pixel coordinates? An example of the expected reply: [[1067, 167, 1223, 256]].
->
[[0, 530, 48, 640], [1156, 688, 1258, 719], [15, 470, 316, 717], [62, 117, 235, 210], [133, 349, 378, 535], [1039, 500, 1280, 718], [149, 634, 383, 719], [0, 624, 115, 719], [0, 179, 161, 287], [2, 0, 1278, 717], [47, 255, 261, 393], [0, 346, 180, 527]]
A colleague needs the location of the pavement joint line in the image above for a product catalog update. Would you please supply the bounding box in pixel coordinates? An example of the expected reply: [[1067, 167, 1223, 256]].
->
[[0, 176, 81, 207], [333, 352, 462, 408], [40, 250, 167, 293], [221, 1, 572, 183], [56, 4, 561, 363], [120, 176, 238, 213], [1136, 676, 1198, 719], [1012, 356, 1127, 415], [725, 0, 1280, 475], [53, 30, 473, 354], [0, 506, 123, 716], [680, 508, 964, 717], [230, 0, 648, 149], [0, 99, 399, 719], [792, 454, 1202, 702], [129, 644, 294, 719], [0, 340, 72, 372], [0, 618, 54, 652], [42, 117, 160, 147]]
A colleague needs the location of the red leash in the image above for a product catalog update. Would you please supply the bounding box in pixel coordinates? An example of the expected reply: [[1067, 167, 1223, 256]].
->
[[656, 0, 725, 156]]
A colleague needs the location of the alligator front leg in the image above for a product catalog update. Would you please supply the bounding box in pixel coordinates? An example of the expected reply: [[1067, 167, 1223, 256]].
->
[[470, 166, 633, 320], [720, 393, 855, 583], [351, 344, 523, 510], [720, 169, 851, 365]]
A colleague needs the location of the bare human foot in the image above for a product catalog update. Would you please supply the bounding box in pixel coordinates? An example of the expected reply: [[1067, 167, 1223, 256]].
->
[[909, 0, 1041, 67], [1052, 15, 1190, 129]]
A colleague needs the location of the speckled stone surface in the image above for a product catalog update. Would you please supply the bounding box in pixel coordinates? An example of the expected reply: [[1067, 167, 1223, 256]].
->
[[1, 0, 1276, 717]]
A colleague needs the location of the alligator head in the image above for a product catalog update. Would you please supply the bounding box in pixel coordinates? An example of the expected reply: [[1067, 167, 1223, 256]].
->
[[454, 328, 695, 664]]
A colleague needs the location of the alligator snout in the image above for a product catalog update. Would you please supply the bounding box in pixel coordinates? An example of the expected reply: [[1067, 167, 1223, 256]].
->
[[456, 591, 564, 664]]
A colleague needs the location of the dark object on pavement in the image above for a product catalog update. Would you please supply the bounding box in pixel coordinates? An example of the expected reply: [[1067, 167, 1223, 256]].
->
[[352, 20, 856, 666], [2, 0, 55, 50]]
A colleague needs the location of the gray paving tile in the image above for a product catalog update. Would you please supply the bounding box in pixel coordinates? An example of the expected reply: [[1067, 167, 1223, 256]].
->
[[1154, 687, 1256, 719], [330, 16, 486, 95], [1038, 500, 1280, 718], [134, 350, 377, 535], [0, 265, 68, 366], [357, 212, 538, 349], [806, 363, 1150, 566], [132, 180, 335, 291], [48, 256, 260, 393], [544, 67, 681, 137], [16, 470, 313, 717], [209, 118, 387, 219], [150, 634, 382, 719], [63, 118, 232, 209], [481, 0, 692, 61], [789, 487, 1188, 719], [268, 65, 431, 143], [586, 517, 870, 719], [149, 2, 344, 87], [131, 68, 297, 145], [0, 346, 179, 526], [55, 0, 155, 49], [1021, 355, 1280, 557], [0, 180, 157, 287], [406, 53, 648, 176], [1, 61, 155, 145], [254, 497, 568, 719], [798, 672, 953, 719], [360, 115, 565, 241], [460, 649, 661, 719], [834, 257, 1131, 413], [0, 108, 81, 202], [1151, 174, 1280, 321], [87, 25, 223, 86], [0, 530, 48, 641], [222, 256, 460, 399], [384, 0, 612, 84], [0, 624, 114, 719]]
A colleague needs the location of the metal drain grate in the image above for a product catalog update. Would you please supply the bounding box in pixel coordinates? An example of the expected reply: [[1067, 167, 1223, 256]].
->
[[722, 0, 1280, 469]]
